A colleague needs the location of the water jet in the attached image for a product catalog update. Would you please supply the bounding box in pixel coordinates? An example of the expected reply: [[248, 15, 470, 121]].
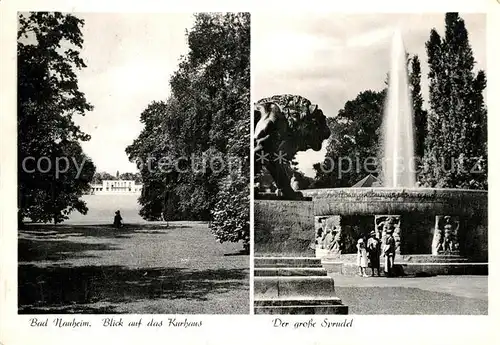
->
[[303, 30, 488, 276]]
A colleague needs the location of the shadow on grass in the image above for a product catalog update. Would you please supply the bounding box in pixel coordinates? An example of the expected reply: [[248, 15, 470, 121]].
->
[[18, 264, 248, 314], [18, 223, 194, 263], [19, 305, 120, 314], [18, 239, 120, 262], [224, 249, 250, 256], [20, 223, 190, 239]]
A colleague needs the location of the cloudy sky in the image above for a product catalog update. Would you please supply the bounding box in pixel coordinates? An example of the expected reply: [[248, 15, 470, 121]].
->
[[74, 13, 194, 174], [252, 13, 486, 177]]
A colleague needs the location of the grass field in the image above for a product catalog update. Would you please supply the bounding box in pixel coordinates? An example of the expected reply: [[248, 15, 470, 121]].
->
[[61, 194, 148, 224], [18, 196, 249, 314]]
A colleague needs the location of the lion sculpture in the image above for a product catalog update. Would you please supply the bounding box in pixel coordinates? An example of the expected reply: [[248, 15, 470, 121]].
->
[[254, 94, 331, 199]]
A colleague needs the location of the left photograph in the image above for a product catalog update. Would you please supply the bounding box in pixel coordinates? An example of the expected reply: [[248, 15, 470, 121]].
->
[[17, 12, 250, 314]]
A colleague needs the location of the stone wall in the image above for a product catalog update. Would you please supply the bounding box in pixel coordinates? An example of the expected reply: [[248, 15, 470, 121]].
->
[[255, 189, 487, 261], [322, 212, 487, 260], [461, 214, 488, 262], [403, 213, 487, 260], [255, 200, 315, 256], [303, 188, 488, 262], [399, 213, 434, 254], [304, 188, 487, 217]]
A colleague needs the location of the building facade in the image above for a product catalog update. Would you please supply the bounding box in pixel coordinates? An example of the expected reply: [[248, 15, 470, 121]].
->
[[90, 180, 143, 195]]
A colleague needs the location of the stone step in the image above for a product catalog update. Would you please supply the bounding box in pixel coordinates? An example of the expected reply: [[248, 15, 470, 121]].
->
[[254, 297, 348, 315], [255, 257, 323, 268], [399, 257, 470, 263], [396, 262, 488, 275], [255, 297, 343, 305], [255, 267, 328, 277], [254, 276, 337, 299], [254, 305, 348, 315], [337, 253, 471, 263], [321, 261, 344, 275]]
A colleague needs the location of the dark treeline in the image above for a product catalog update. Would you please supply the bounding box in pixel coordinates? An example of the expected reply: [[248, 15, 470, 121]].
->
[[91, 172, 142, 184], [126, 13, 250, 249]]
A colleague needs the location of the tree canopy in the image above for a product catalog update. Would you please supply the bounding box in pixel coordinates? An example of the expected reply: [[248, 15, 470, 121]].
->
[[313, 90, 386, 188]]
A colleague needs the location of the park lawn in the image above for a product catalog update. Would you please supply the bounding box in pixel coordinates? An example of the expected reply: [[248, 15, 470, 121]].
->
[[18, 221, 249, 314]]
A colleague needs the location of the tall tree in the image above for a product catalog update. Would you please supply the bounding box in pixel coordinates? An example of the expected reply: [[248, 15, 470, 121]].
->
[[313, 90, 386, 187], [118, 172, 142, 182], [18, 12, 95, 225], [127, 13, 250, 248], [423, 13, 487, 189], [126, 100, 180, 220], [409, 55, 428, 161]]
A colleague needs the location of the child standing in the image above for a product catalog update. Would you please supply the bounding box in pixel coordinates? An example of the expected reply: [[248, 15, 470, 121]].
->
[[357, 238, 369, 277]]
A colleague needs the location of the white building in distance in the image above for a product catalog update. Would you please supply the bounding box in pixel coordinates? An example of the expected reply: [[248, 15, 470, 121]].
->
[[90, 180, 143, 195]]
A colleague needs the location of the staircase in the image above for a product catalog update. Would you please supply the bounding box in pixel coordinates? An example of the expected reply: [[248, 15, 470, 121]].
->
[[254, 257, 348, 314], [321, 254, 488, 276]]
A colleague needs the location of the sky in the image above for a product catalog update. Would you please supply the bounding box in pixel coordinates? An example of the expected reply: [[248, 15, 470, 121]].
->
[[73, 13, 194, 174], [252, 13, 486, 177]]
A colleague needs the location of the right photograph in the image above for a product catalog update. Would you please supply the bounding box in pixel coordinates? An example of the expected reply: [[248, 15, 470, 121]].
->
[[252, 12, 487, 315]]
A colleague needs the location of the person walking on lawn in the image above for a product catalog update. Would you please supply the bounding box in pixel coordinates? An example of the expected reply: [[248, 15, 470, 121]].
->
[[113, 210, 123, 228]]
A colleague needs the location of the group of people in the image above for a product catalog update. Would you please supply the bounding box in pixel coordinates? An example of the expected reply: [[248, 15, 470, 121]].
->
[[316, 218, 397, 277], [357, 230, 396, 277]]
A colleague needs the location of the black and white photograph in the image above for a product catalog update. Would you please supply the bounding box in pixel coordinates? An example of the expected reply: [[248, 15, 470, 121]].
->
[[253, 12, 488, 315], [1, 1, 499, 344], [17, 12, 250, 314]]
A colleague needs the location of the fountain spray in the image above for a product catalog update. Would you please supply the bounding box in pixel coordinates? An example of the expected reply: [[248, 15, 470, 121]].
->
[[382, 30, 416, 188]]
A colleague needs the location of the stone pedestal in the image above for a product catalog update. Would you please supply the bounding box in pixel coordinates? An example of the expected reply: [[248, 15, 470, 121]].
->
[[300, 188, 487, 276], [254, 199, 315, 256], [254, 199, 348, 314], [254, 257, 347, 314]]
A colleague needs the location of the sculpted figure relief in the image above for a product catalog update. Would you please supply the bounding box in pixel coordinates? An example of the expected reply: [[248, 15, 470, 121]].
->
[[329, 227, 343, 255], [254, 95, 331, 199], [432, 216, 460, 255]]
